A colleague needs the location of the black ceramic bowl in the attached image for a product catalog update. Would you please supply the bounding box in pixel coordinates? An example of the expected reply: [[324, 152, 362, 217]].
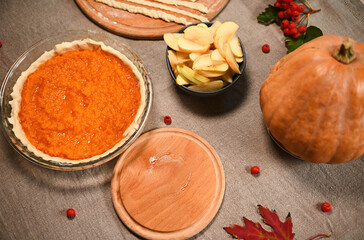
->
[[166, 22, 246, 97]]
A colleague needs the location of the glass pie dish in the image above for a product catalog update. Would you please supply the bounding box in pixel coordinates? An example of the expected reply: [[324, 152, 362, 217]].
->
[[0, 30, 153, 171]]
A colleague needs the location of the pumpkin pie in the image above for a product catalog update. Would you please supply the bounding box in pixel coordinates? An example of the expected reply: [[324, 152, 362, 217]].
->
[[9, 39, 146, 163]]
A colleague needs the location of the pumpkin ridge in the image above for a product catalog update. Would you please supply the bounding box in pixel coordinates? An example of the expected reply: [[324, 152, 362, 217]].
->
[[264, 50, 327, 129], [279, 60, 335, 147], [268, 54, 332, 151], [300, 64, 343, 162], [260, 47, 318, 114], [261, 57, 295, 121], [331, 68, 363, 163]]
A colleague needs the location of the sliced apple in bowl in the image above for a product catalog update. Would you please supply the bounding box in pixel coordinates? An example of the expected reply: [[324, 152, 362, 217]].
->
[[165, 21, 246, 96], [178, 37, 210, 53], [164, 33, 184, 52], [192, 53, 229, 72], [196, 70, 226, 78], [183, 25, 214, 46], [229, 34, 243, 58], [188, 80, 224, 92]]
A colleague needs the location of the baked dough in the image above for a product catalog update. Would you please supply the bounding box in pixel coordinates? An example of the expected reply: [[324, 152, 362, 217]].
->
[[95, 0, 209, 25]]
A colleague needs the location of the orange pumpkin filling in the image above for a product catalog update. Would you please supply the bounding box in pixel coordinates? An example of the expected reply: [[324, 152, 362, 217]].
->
[[19, 49, 141, 160]]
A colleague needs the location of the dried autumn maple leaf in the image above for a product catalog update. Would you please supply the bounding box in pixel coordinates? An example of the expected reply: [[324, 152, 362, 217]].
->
[[224, 205, 295, 240]]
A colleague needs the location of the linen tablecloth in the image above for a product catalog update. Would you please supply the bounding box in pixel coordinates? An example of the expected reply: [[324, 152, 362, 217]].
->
[[0, 0, 363, 239]]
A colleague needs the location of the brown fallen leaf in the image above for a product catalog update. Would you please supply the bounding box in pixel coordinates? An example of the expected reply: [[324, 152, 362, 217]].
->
[[224, 205, 294, 240], [224, 205, 331, 240]]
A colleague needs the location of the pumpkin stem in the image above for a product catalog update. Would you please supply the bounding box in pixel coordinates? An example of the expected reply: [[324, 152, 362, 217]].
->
[[333, 38, 356, 64]]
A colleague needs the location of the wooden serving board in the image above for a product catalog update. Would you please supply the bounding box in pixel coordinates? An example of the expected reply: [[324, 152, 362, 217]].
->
[[111, 128, 225, 240], [75, 0, 229, 39]]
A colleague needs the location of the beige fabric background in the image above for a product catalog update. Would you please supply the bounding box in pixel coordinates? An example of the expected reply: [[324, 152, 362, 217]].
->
[[0, 0, 363, 239]]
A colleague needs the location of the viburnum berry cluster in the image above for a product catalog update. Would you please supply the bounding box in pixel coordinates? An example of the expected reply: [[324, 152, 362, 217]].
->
[[274, 0, 320, 39], [257, 0, 322, 53]]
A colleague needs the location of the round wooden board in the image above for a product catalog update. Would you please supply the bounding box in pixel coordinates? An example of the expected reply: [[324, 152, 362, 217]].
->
[[111, 128, 225, 240], [75, 0, 229, 39]]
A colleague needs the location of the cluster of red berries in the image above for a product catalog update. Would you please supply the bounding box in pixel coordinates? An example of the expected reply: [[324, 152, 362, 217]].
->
[[274, 0, 307, 38]]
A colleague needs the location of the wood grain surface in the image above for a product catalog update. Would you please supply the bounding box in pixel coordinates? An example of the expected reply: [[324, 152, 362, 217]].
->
[[75, 0, 229, 39], [111, 128, 225, 239]]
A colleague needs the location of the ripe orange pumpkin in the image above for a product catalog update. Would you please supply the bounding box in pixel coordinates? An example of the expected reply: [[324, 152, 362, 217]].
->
[[260, 35, 364, 164]]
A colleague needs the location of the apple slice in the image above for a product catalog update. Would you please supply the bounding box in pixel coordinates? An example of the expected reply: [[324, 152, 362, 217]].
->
[[193, 54, 229, 72], [164, 33, 184, 52], [178, 36, 210, 53], [188, 80, 224, 92], [176, 52, 190, 62], [235, 57, 244, 63], [211, 49, 226, 64], [183, 25, 214, 46], [221, 69, 234, 83], [229, 34, 243, 58], [167, 50, 178, 75], [189, 52, 201, 61], [192, 53, 212, 70], [196, 70, 226, 78], [168, 50, 190, 73], [209, 21, 222, 38], [215, 21, 239, 43], [177, 64, 210, 84], [214, 21, 239, 57], [224, 43, 241, 74], [176, 74, 190, 85], [197, 23, 209, 29], [197, 63, 229, 72]]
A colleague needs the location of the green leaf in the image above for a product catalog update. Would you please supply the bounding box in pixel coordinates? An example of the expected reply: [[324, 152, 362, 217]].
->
[[303, 26, 323, 43], [285, 26, 323, 53], [257, 5, 281, 25], [286, 35, 304, 53]]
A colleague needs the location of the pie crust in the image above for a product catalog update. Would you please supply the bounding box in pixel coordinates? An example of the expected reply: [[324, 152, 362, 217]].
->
[[9, 39, 146, 163]]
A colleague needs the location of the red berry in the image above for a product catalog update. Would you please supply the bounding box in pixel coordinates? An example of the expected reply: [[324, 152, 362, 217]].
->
[[67, 208, 76, 218], [281, 19, 289, 29], [261, 44, 270, 53], [251, 166, 260, 174], [291, 16, 299, 22], [281, 3, 289, 10], [283, 0, 290, 3], [278, 11, 284, 19], [292, 33, 300, 39], [282, 19, 289, 25], [289, 3, 298, 11], [297, 4, 305, 12], [288, 22, 296, 29], [0, 41, 2, 48], [274, 2, 282, 8], [298, 25, 307, 33], [164, 115, 172, 124], [321, 202, 332, 212], [286, 9, 292, 16], [283, 27, 291, 35], [292, 10, 299, 16], [290, 28, 298, 35], [281, 19, 289, 27]]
